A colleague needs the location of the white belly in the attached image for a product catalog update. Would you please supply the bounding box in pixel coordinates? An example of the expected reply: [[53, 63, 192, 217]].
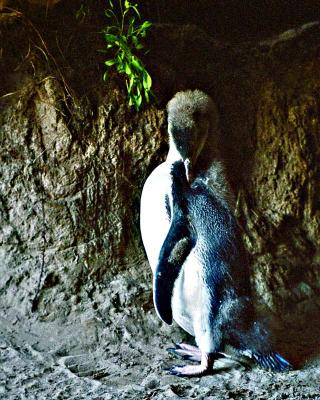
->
[[172, 251, 218, 353]]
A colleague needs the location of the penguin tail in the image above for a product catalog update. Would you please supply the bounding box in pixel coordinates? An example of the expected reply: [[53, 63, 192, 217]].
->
[[240, 349, 292, 372]]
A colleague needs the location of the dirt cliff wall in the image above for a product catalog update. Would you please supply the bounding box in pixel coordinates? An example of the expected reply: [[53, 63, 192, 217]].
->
[[0, 7, 320, 368]]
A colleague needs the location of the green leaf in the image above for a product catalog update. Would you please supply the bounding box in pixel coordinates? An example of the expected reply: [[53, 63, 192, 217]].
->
[[124, 63, 132, 75], [103, 71, 108, 81], [120, 34, 128, 44], [104, 33, 118, 43], [117, 52, 125, 63], [136, 94, 142, 108], [128, 76, 135, 91], [131, 57, 143, 71], [105, 59, 116, 66], [137, 21, 152, 37], [117, 64, 124, 73], [131, 35, 138, 45], [140, 21, 152, 30], [131, 36, 144, 50], [142, 72, 152, 90]]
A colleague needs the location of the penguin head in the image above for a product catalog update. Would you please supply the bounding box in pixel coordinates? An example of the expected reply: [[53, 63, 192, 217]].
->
[[167, 90, 218, 181]]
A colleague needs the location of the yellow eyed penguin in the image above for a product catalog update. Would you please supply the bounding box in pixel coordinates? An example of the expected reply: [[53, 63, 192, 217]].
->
[[140, 90, 291, 377]]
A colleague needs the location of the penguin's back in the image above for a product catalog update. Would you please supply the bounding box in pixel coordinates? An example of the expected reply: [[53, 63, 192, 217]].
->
[[189, 179, 244, 282]]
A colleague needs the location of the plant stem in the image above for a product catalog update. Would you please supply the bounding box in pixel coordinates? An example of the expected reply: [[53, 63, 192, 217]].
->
[[120, 0, 124, 34]]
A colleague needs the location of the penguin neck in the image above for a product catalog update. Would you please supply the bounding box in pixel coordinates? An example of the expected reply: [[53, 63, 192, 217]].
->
[[166, 143, 183, 164], [166, 136, 221, 172], [196, 137, 221, 172]]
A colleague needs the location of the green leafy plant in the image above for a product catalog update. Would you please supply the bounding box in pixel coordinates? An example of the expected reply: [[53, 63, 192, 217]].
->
[[103, 0, 153, 111]]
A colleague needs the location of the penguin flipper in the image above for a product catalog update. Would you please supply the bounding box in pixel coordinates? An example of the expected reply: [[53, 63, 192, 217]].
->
[[153, 160, 194, 325], [154, 219, 194, 325]]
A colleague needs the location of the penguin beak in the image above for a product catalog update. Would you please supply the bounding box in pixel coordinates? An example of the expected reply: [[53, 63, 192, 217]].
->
[[184, 158, 193, 183]]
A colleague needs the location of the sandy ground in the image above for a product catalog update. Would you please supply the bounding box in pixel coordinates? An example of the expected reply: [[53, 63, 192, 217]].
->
[[1, 306, 320, 400]]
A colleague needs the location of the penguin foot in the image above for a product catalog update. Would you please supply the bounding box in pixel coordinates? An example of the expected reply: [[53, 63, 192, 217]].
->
[[166, 364, 211, 377], [165, 351, 216, 377], [167, 342, 201, 362]]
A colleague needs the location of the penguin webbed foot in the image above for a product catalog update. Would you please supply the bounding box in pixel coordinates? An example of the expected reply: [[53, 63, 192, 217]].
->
[[164, 363, 212, 377], [165, 349, 218, 377], [167, 342, 202, 362]]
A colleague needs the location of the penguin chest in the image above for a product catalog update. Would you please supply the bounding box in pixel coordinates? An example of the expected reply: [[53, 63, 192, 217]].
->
[[171, 251, 210, 337]]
